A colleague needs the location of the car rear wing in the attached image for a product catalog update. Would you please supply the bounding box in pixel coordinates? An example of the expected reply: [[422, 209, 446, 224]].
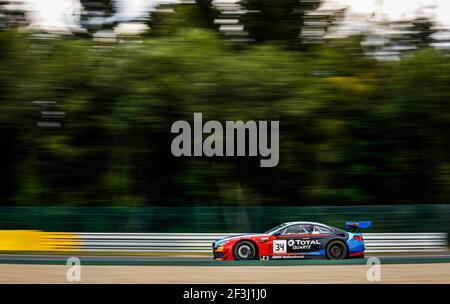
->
[[345, 221, 372, 232]]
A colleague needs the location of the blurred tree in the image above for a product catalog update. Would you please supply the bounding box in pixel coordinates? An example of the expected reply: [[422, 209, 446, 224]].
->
[[409, 17, 437, 48], [147, 0, 219, 37], [381, 49, 450, 203], [0, 0, 28, 30], [240, 0, 321, 46], [385, 16, 437, 57], [1, 27, 450, 206], [79, 0, 116, 34]]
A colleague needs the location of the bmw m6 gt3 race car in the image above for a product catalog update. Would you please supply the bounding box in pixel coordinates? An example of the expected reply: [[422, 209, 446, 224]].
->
[[212, 221, 371, 260]]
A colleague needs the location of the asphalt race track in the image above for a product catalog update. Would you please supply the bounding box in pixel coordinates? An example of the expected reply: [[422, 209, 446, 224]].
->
[[1, 253, 450, 266], [0, 253, 449, 283]]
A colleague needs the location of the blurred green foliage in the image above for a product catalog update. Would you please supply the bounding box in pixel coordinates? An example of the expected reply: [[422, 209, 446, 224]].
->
[[148, 0, 219, 37], [0, 28, 450, 207], [0, 205, 449, 234], [241, 0, 320, 45]]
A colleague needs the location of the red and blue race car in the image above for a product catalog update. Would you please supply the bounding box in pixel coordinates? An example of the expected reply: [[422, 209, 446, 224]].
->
[[212, 221, 371, 260]]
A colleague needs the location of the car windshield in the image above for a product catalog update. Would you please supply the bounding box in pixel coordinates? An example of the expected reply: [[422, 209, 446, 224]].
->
[[264, 223, 288, 234]]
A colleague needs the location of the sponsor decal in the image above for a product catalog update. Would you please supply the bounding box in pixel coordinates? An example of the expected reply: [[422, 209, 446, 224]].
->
[[287, 239, 321, 251], [273, 238, 322, 254], [273, 240, 287, 254], [271, 255, 306, 259]]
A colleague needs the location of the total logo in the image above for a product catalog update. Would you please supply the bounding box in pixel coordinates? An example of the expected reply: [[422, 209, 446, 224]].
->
[[288, 239, 321, 250]]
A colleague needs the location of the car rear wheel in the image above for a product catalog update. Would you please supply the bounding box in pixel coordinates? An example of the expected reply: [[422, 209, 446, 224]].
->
[[326, 240, 347, 260], [234, 241, 257, 260]]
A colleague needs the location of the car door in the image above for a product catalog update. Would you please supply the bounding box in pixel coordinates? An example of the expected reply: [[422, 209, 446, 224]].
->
[[308, 225, 334, 253], [269, 224, 312, 256]]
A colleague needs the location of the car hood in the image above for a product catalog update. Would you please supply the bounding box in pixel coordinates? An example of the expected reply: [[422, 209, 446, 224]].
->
[[213, 233, 266, 247]]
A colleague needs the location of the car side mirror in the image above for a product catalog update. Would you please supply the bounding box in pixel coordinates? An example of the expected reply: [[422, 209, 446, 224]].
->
[[272, 231, 281, 236]]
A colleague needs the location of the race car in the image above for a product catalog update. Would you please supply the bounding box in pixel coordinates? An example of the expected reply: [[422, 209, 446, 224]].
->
[[212, 221, 371, 260]]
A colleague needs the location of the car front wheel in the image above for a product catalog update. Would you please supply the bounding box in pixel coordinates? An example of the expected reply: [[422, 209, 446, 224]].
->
[[326, 240, 348, 260], [234, 241, 257, 260]]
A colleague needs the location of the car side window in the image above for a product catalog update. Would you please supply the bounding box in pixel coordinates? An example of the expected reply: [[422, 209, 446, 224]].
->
[[312, 225, 332, 234], [281, 224, 310, 235]]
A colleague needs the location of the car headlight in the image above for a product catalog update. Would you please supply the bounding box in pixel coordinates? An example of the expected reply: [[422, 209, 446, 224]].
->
[[215, 240, 229, 247]]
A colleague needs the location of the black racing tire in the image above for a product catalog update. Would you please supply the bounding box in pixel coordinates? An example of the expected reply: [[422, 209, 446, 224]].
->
[[326, 240, 348, 260], [233, 241, 257, 260]]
